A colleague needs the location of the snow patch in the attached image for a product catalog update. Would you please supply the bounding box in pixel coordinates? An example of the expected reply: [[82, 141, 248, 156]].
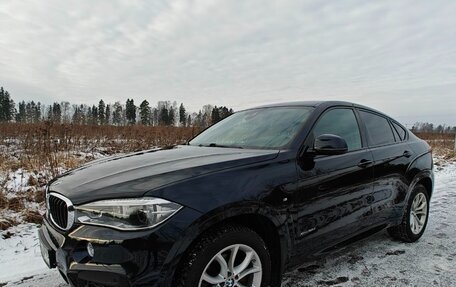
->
[[0, 224, 49, 283]]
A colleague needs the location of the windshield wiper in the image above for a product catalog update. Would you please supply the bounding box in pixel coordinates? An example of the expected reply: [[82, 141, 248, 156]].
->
[[198, 143, 244, 149]]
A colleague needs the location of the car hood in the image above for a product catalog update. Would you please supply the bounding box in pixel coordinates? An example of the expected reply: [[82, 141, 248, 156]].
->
[[49, 145, 279, 205]]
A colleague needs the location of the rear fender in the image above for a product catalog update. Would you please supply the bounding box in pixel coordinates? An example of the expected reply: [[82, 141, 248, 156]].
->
[[396, 151, 434, 223]]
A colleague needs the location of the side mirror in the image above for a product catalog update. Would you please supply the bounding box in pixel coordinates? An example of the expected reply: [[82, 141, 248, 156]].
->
[[314, 134, 348, 155]]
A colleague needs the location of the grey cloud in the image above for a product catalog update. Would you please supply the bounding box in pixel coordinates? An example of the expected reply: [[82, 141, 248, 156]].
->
[[0, 0, 455, 124]]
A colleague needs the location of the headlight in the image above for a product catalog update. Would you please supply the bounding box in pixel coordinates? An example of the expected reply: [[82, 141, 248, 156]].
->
[[75, 198, 182, 231]]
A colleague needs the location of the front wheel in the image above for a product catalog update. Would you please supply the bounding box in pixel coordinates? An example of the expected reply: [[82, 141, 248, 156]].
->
[[174, 224, 272, 287], [387, 184, 430, 242]]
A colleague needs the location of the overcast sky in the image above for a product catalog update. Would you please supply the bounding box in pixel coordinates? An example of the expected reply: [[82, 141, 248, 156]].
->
[[1, 0, 455, 126]]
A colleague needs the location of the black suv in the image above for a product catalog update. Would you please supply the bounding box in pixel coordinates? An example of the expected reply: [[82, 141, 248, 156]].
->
[[39, 101, 433, 287]]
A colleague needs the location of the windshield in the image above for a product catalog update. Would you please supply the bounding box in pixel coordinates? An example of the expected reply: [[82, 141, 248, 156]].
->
[[189, 107, 314, 149]]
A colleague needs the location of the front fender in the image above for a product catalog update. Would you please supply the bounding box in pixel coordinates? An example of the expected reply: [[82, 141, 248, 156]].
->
[[157, 201, 290, 287]]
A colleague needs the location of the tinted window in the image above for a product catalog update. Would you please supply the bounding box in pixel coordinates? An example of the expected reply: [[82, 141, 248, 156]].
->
[[313, 108, 362, 151], [359, 111, 395, 146], [392, 122, 407, 141], [391, 125, 401, 141], [189, 107, 314, 149]]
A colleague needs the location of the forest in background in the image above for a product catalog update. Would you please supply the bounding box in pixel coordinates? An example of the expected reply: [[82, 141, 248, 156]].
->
[[1, 86, 455, 134], [0, 86, 233, 128]]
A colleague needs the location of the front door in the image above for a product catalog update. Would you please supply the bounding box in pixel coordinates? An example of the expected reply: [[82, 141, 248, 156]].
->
[[290, 107, 374, 261]]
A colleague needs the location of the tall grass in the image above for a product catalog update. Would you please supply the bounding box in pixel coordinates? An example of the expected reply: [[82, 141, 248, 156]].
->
[[414, 132, 455, 159], [0, 122, 200, 176], [0, 122, 199, 151]]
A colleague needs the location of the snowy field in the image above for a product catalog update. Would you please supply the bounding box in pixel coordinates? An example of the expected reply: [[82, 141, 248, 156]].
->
[[1, 160, 455, 287]]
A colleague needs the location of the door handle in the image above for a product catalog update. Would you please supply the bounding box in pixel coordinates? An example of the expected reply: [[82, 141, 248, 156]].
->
[[403, 150, 412, 158], [358, 159, 373, 168]]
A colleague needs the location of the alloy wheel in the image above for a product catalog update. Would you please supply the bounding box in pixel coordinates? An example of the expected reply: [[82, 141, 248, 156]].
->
[[198, 244, 262, 287], [410, 192, 428, 235]]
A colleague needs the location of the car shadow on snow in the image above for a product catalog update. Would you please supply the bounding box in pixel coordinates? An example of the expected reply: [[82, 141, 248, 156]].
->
[[281, 229, 414, 287]]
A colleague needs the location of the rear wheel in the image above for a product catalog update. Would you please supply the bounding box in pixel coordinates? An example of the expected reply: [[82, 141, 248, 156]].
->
[[174, 224, 272, 287], [387, 184, 430, 242]]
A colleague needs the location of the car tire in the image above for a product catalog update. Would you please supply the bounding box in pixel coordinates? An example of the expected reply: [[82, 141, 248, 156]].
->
[[387, 184, 430, 242], [174, 224, 272, 287]]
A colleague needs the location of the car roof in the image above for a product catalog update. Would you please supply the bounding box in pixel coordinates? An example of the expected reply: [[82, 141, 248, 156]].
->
[[251, 101, 325, 108], [249, 100, 372, 111], [245, 100, 394, 121]]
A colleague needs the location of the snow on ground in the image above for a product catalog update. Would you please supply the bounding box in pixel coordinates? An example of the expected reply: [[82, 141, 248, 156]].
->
[[0, 224, 50, 284], [1, 160, 455, 287], [0, 148, 111, 231]]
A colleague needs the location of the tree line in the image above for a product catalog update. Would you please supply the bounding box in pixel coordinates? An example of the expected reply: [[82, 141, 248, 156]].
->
[[411, 122, 456, 134], [0, 86, 233, 127]]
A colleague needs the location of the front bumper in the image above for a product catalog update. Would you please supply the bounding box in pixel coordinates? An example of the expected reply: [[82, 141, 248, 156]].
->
[[38, 207, 201, 287]]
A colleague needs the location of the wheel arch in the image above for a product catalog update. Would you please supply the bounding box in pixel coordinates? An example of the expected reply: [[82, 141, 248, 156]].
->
[[404, 169, 434, 210], [228, 213, 285, 286], [417, 176, 433, 198], [404, 148, 434, 202], [387, 170, 433, 242], [165, 203, 289, 287]]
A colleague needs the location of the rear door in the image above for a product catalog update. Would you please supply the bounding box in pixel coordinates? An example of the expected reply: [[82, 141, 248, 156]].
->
[[357, 110, 413, 226], [291, 107, 374, 260]]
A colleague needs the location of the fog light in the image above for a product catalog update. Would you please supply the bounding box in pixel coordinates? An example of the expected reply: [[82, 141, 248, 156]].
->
[[87, 242, 95, 257]]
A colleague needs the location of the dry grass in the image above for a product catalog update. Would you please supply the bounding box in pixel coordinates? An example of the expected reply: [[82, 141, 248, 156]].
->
[[0, 191, 6, 209], [0, 218, 18, 231], [34, 188, 45, 203], [0, 122, 198, 150], [6, 196, 24, 212], [415, 132, 456, 159], [0, 122, 200, 177], [0, 122, 202, 229], [23, 210, 42, 225], [0, 191, 44, 230]]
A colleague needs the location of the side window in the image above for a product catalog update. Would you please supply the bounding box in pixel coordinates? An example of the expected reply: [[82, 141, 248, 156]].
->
[[313, 108, 362, 151], [391, 125, 401, 142], [359, 111, 395, 146], [392, 121, 407, 141]]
